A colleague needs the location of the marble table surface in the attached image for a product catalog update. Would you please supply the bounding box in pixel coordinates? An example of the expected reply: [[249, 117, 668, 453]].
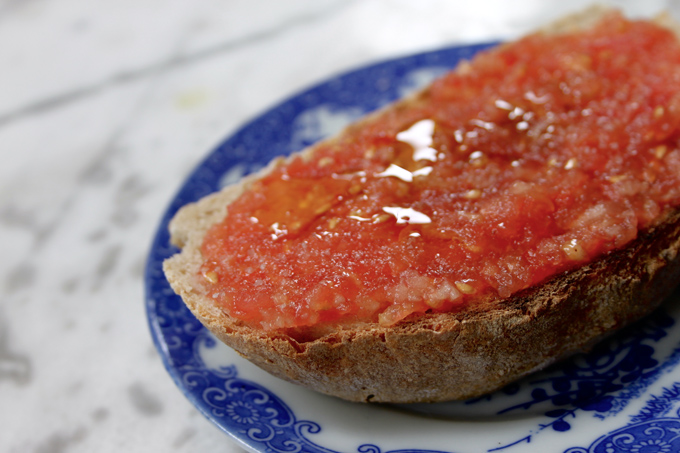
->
[[2, 1, 679, 452]]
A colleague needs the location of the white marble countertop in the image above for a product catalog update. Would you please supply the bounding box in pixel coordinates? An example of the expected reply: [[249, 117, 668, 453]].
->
[[2, 1, 678, 452]]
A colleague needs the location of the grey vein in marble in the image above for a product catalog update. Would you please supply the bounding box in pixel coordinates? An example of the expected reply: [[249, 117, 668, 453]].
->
[[33, 426, 88, 453], [111, 174, 152, 229], [90, 244, 122, 292], [127, 381, 164, 417], [171, 427, 197, 449], [90, 407, 110, 423], [60, 276, 79, 294], [0, 197, 75, 251], [4, 261, 36, 294], [0, 0, 355, 128], [0, 311, 32, 386], [0, 0, 40, 18]]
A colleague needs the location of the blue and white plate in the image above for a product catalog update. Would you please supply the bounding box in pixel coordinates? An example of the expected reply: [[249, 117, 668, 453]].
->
[[145, 43, 680, 453]]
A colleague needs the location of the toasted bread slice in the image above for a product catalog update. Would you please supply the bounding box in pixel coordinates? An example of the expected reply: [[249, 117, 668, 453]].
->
[[164, 8, 680, 403]]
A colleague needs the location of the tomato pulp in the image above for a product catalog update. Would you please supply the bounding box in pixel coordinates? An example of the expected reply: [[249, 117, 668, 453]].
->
[[201, 13, 680, 331]]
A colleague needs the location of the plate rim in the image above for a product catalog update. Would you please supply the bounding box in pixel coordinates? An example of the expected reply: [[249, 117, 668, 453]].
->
[[144, 40, 503, 453], [144, 40, 680, 453]]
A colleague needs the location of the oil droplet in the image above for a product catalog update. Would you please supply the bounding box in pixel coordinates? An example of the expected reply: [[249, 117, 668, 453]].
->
[[524, 91, 550, 104], [509, 107, 525, 121], [270, 222, 287, 240], [564, 158, 578, 170], [375, 163, 433, 182], [376, 164, 415, 182], [494, 99, 513, 110], [470, 119, 495, 130], [396, 119, 438, 161], [413, 147, 438, 161], [382, 207, 432, 225], [413, 167, 433, 177]]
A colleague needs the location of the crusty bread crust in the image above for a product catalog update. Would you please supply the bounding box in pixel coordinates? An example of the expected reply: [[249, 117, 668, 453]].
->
[[163, 8, 680, 403]]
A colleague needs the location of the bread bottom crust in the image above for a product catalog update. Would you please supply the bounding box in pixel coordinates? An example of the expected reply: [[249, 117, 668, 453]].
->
[[167, 206, 680, 403], [163, 7, 680, 403]]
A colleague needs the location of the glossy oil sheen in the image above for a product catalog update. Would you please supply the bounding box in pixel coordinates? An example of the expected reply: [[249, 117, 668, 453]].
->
[[201, 13, 680, 330]]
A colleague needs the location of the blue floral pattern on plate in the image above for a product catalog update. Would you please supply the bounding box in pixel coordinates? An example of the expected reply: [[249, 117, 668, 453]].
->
[[566, 382, 680, 453], [145, 42, 680, 453]]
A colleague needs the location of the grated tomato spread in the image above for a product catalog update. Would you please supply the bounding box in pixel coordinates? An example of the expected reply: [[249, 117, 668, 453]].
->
[[200, 13, 680, 330]]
